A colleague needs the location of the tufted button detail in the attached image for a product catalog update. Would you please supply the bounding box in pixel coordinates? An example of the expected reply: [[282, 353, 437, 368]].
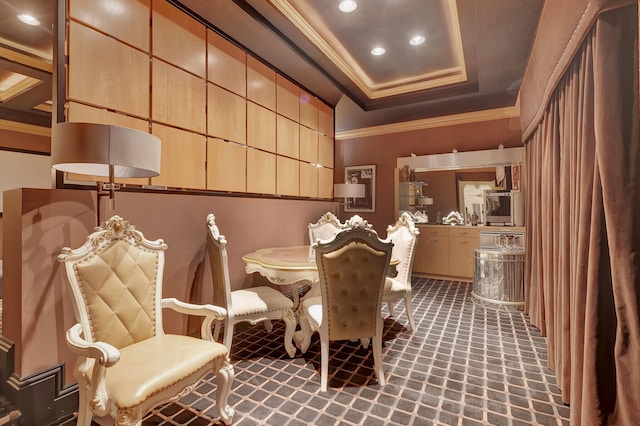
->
[[333, 272, 341, 278], [344, 256, 351, 263], [342, 289, 348, 295], [342, 321, 348, 327], [361, 288, 367, 295], [352, 272, 359, 279], [352, 305, 358, 311], [332, 305, 338, 311]]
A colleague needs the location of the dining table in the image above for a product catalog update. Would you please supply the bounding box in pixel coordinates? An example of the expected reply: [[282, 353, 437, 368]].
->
[[242, 245, 319, 309]]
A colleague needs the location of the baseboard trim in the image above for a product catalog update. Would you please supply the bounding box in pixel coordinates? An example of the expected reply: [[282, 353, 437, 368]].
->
[[0, 336, 77, 425]]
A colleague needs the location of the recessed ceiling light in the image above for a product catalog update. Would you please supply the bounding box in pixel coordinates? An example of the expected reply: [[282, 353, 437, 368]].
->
[[409, 35, 425, 46], [17, 14, 40, 26], [371, 47, 386, 56], [338, 0, 358, 13]]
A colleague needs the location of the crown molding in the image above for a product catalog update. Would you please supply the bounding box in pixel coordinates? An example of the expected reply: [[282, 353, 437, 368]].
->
[[335, 105, 520, 140]]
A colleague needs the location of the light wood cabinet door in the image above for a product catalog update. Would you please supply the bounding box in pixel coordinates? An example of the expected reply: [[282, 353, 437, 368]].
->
[[277, 156, 299, 197], [318, 101, 334, 136], [318, 166, 333, 199], [207, 138, 246, 192], [68, 22, 149, 118], [70, 0, 150, 51], [247, 149, 276, 194], [207, 30, 246, 97], [300, 90, 318, 130], [448, 235, 480, 279], [318, 134, 334, 168], [299, 126, 318, 163], [247, 102, 276, 152], [277, 75, 299, 121], [151, 124, 206, 190], [299, 162, 318, 198], [152, 59, 206, 133], [247, 56, 276, 110], [207, 83, 246, 144], [276, 116, 299, 158], [152, 0, 206, 77], [415, 227, 449, 276]]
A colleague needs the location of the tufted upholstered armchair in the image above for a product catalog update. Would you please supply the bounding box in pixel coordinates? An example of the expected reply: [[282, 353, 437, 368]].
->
[[298, 219, 393, 391], [58, 216, 234, 426], [307, 212, 347, 258], [206, 213, 297, 358], [382, 212, 420, 330]]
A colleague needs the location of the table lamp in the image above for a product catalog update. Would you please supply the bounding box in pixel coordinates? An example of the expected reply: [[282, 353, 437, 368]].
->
[[51, 122, 161, 225], [334, 183, 365, 210]]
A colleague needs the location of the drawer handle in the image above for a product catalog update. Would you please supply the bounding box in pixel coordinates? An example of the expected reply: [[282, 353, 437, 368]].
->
[[430, 239, 439, 243], [430, 231, 438, 235], [460, 231, 468, 236]]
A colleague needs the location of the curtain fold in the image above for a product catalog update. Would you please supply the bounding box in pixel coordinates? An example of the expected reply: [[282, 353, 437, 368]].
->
[[524, 4, 639, 425]]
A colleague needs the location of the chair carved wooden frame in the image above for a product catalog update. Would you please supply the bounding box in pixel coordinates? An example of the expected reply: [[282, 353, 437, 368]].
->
[[206, 213, 297, 358], [383, 212, 420, 331], [298, 219, 393, 391], [58, 215, 234, 425]]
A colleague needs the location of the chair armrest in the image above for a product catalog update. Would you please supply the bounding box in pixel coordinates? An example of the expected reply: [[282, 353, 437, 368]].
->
[[162, 298, 228, 341], [66, 323, 120, 366], [162, 298, 227, 319]]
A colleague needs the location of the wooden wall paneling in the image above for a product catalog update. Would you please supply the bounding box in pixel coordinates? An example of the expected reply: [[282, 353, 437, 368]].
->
[[69, 0, 150, 51], [318, 101, 334, 137], [318, 134, 334, 168], [299, 90, 318, 130], [68, 22, 150, 118], [207, 30, 246, 97], [318, 166, 333, 199], [247, 101, 276, 152], [247, 148, 276, 194], [276, 74, 299, 122], [152, 0, 206, 78], [206, 138, 246, 192], [246, 56, 276, 110], [66, 102, 151, 186], [207, 83, 246, 144], [277, 156, 299, 196], [299, 162, 318, 198], [276, 115, 299, 158], [299, 126, 318, 163], [152, 59, 206, 133], [151, 123, 206, 189]]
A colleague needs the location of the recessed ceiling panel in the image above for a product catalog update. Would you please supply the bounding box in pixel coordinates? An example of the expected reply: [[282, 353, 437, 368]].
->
[[272, 0, 467, 99]]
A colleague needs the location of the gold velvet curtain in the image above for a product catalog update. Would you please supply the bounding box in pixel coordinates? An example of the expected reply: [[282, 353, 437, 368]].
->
[[524, 4, 639, 425]]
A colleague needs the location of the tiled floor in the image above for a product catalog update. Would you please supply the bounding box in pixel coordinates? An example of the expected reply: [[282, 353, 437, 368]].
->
[[141, 278, 570, 425]]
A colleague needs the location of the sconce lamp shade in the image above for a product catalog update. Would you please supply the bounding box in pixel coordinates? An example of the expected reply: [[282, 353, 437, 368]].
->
[[418, 196, 434, 205], [51, 122, 161, 178], [334, 183, 365, 199]]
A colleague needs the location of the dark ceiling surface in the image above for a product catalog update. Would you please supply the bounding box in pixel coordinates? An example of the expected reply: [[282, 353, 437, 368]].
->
[[0, 0, 543, 134]]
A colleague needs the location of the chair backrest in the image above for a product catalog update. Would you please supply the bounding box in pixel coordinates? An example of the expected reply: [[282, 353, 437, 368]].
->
[[205, 214, 233, 316], [308, 212, 346, 245], [315, 224, 393, 341], [57, 215, 167, 349], [385, 212, 420, 286]]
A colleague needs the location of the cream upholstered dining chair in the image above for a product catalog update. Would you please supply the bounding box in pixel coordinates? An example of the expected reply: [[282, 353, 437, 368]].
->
[[58, 215, 234, 426], [382, 212, 420, 331], [206, 213, 297, 358], [307, 212, 347, 258], [298, 217, 393, 391]]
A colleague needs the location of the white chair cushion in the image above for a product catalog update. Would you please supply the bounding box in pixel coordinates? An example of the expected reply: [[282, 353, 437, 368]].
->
[[383, 277, 407, 295], [231, 286, 293, 316], [106, 334, 228, 409]]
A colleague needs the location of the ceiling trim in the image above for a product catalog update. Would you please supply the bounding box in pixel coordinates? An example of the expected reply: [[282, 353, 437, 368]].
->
[[335, 105, 520, 140], [0, 118, 51, 136], [269, 0, 467, 100], [0, 42, 53, 73]]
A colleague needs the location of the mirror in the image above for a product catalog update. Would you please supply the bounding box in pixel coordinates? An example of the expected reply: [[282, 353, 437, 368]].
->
[[414, 168, 496, 223], [397, 147, 524, 225]]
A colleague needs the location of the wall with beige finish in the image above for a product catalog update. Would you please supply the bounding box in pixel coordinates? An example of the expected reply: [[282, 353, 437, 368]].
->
[[1, 188, 332, 385]]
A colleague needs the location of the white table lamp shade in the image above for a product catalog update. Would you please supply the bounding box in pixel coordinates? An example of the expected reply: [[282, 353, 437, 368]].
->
[[51, 122, 161, 178], [334, 183, 365, 199]]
